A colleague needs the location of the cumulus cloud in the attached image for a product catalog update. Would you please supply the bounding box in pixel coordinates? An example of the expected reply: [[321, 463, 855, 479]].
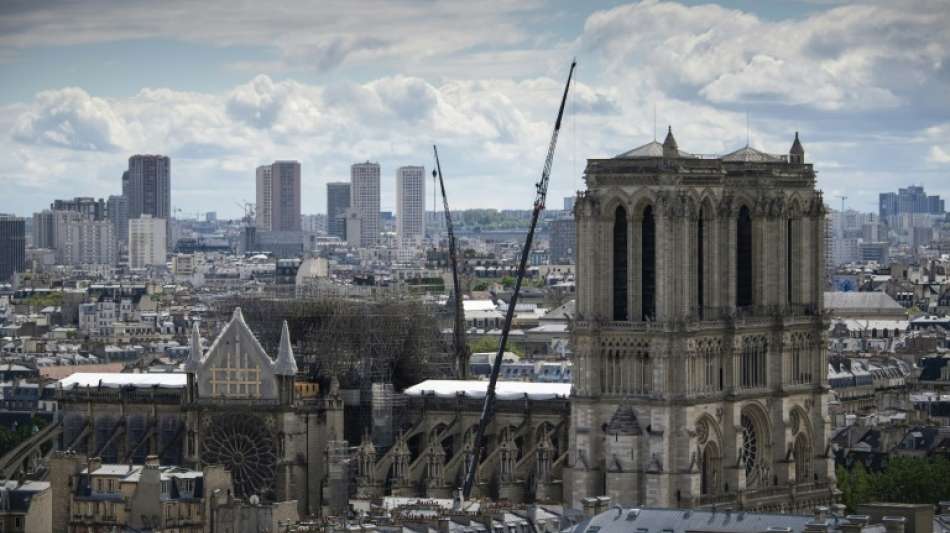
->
[[13, 88, 131, 151], [930, 146, 950, 164], [580, 0, 949, 111]]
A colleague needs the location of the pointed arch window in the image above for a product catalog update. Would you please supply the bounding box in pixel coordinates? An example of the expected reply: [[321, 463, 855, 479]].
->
[[613, 206, 628, 321], [697, 207, 705, 318], [641, 205, 656, 321], [737, 206, 753, 308]]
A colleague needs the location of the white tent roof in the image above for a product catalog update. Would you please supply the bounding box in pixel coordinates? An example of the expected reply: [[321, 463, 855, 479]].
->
[[59, 372, 186, 389], [404, 379, 571, 400]]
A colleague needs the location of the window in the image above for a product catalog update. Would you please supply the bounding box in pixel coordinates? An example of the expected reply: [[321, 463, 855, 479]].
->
[[697, 211, 705, 317], [737, 206, 753, 308], [613, 206, 628, 321], [641, 205, 656, 321]]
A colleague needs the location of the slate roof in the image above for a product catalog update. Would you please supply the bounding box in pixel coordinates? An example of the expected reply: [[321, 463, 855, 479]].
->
[[721, 145, 784, 162], [824, 291, 904, 311]]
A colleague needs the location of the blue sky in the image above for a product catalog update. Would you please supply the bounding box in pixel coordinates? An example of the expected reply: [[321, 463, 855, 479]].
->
[[1, 0, 948, 218]]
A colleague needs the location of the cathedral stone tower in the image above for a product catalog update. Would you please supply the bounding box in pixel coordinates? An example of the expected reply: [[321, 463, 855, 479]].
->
[[564, 130, 836, 512]]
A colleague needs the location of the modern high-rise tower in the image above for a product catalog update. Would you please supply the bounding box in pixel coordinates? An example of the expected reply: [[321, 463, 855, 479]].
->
[[350, 162, 381, 247], [396, 166, 425, 245], [126, 155, 171, 220], [326, 182, 351, 240], [256, 161, 301, 232], [0, 214, 25, 282]]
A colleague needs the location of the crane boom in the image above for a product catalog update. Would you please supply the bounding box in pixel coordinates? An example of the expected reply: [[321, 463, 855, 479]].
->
[[433, 146, 470, 379], [461, 59, 576, 498]]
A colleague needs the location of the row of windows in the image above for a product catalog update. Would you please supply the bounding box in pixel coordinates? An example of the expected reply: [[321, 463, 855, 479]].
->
[[612, 204, 809, 321]]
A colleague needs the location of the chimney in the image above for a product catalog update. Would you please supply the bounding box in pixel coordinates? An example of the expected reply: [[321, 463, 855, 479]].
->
[[814, 506, 829, 523], [145, 454, 160, 467], [804, 523, 829, 533], [882, 516, 906, 533], [87, 457, 101, 473], [831, 504, 847, 517]]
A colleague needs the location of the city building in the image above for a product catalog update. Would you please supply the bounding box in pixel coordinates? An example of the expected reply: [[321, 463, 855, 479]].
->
[[327, 182, 351, 240], [351, 162, 381, 247], [51, 197, 106, 220], [0, 214, 26, 282], [255, 164, 272, 230], [61, 218, 116, 266], [565, 129, 833, 510], [0, 480, 51, 533], [128, 215, 167, 268], [301, 213, 326, 233], [126, 155, 171, 220], [255, 161, 301, 232], [549, 217, 576, 264], [31, 210, 54, 249], [106, 194, 129, 245], [396, 166, 425, 245]]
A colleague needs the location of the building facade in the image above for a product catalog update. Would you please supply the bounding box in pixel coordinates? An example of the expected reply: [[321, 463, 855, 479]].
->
[[31, 210, 54, 249], [128, 215, 167, 268], [549, 217, 577, 265], [256, 161, 301, 232], [351, 162, 381, 247], [564, 129, 835, 512], [62, 219, 116, 266], [327, 182, 351, 240], [126, 155, 170, 220], [397, 166, 425, 245], [107, 194, 129, 245], [0, 215, 25, 282]]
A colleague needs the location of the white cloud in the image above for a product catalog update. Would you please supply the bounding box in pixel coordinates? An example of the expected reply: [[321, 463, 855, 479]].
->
[[12, 87, 132, 151], [580, 0, 949, 111], [929, 146, 950, 164]]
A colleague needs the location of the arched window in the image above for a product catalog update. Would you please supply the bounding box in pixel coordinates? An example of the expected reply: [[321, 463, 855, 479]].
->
[[737, 206, 753, 308], [613, 206, 628, 321], [642, 205, 656, 321], [697, 208, 705, 318], [794, 433, 812, 483], [701, 440, 721, 495]]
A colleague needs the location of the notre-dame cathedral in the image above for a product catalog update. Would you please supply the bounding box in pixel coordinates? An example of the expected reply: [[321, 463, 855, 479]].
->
[[564, 129, 836, 511]]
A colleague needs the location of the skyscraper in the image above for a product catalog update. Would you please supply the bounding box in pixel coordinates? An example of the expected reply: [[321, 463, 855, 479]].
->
[[255, 165, 273, 230], [107, 195, 129, 244], [51, 197, 106, 220], [350, 162, 380, 247], [256, 161, 301, 232], [0, 214, 25, 282], [396, 166, 425, 245], [32, 210, 54, 249], [127, 155, 171, 220], [326, 182, 351, 240]]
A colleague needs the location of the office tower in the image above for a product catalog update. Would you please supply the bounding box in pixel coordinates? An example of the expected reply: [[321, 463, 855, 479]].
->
[[51, 197, 107, 220], [256, 161, 301, 232], [350, 162, 380, 247], [0, 214, 25, 282], [126, 155, 171, 220], [549, 217, 576, 264], [255, 165, 272, 230], [52, 210, 85, 262], [326, 182, 351, 240], [564, 196, 576, 212], [128, 215, 167, 268], [32, 210, 55, 249], [879, 192, 897, 219], [396, 166, 425, 245], [300, 214, 326, 233], [107, 195, 129, 245]]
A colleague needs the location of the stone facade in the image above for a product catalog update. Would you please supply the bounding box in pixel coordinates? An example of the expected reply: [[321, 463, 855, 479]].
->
[[564, 129, 837, 511]]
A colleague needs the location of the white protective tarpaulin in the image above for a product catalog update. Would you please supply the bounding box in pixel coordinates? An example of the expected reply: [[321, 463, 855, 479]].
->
[[404, 379, 571, 400], [59, 372, 187, 389]]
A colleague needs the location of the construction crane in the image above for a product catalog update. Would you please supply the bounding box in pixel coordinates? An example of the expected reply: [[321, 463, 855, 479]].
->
[[461, 59, 576, 498], [432, 146, 470, 379]]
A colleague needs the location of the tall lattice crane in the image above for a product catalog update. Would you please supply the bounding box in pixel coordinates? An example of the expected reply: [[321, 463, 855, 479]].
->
[[432, 146, 471, 379], [461, 59, 576, 498]]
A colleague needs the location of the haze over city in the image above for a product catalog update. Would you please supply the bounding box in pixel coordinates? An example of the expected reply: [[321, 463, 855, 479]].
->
[[2, 0, 949, 217]]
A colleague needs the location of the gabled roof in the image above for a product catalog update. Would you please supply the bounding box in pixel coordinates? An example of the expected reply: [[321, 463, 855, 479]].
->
[[721, 145, 784, 162], [605, 403, 642, 435], [615, 141, 664, 159]]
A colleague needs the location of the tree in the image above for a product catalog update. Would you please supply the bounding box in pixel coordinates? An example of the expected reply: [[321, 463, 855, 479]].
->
[[837, 456, 950, 511], [837, 463, 874, 512]]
